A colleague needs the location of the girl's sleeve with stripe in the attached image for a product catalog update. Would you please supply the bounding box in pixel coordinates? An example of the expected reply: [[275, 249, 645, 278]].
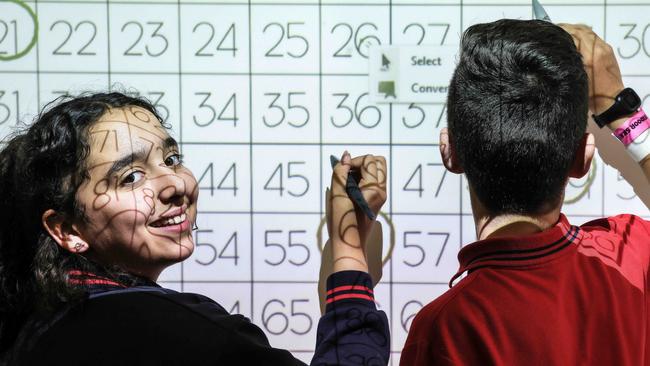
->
[[311, 270, 390, 366]]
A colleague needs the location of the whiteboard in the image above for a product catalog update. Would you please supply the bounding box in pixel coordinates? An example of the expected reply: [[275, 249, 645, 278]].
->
[[1, 0, 649, 363]]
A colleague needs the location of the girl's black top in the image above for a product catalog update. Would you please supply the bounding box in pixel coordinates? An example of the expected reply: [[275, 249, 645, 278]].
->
[[7, 270, 389, 366]]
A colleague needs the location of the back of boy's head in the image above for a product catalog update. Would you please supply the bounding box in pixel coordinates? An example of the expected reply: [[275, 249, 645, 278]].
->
[[447, 19, 589, 215]]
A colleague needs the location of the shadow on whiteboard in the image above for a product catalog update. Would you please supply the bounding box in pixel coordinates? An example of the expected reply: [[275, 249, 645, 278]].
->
[[588, 120, 650, 209]]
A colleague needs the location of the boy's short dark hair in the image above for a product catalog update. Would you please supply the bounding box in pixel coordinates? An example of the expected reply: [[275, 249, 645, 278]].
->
[[447, 19, 589, 215]]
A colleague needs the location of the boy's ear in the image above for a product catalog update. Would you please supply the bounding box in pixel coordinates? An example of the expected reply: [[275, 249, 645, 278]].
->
[[569, 133, 595, 178], [42, 209, 89, 254], [440, 128, 464, 174]]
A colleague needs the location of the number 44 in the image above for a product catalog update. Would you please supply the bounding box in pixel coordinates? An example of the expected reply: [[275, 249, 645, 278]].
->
[[197, 162, 237, 196]]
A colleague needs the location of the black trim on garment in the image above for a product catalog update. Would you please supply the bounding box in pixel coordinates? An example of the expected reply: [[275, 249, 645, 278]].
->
[[465, 226, 580, 266]]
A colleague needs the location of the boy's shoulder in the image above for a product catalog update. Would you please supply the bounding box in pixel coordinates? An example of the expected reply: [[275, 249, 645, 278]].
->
[[577, 214, 650, 291], [407, 270, 485, 339]]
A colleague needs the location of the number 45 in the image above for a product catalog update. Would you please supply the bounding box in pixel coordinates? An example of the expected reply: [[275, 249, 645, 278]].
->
[[264, 162, 309, 197]]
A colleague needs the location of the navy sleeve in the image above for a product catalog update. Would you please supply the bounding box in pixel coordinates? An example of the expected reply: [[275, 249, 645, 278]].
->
[[224, 319, 308, 365], [311, 271, 390, 366]]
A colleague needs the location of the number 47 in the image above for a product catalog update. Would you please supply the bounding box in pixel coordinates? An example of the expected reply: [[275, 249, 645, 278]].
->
[[403, 163, 448, 198]]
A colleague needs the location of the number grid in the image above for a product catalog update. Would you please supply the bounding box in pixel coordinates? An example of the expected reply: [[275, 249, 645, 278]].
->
[[1, 1, 649, 364]]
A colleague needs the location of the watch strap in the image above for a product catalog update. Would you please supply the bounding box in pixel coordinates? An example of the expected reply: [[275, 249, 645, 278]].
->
[[593, 88, 642, 128], [593, 103, 624, 128]]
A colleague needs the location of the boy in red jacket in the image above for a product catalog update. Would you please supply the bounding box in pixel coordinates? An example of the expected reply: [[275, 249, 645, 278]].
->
[[401, 20, 650, 365]]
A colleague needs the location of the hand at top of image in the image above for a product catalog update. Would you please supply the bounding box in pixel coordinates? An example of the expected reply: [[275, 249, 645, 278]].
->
[[559, 24, 625, 118]]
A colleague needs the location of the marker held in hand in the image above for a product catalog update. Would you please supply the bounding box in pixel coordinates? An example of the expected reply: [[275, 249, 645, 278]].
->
[[330, 154, 376, 221], [532, 0, 552, 22]]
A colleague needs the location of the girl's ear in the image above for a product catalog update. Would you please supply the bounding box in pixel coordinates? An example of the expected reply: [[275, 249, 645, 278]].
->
[[42, 209, 89, 253]]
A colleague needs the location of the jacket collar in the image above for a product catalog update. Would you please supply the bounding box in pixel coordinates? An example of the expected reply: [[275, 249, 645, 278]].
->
[[67, 270, 159, 295], [450, 214, 581, 286]]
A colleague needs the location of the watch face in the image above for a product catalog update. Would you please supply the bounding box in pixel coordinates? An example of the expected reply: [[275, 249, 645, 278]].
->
[[618, 88, 642, 111]]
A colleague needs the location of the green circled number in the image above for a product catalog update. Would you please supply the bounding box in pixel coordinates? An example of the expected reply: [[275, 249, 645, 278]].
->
[[0, 0, 38, 61]]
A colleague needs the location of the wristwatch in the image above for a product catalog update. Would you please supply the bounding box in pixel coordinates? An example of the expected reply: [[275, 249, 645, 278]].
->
[[593, 87, 642, 128]]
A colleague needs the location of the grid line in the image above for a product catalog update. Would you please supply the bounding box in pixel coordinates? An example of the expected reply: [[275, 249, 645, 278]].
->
[[248, 0, 255, 320]]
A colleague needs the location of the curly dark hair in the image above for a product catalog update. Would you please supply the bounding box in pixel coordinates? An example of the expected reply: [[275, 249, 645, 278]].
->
[[0, 92, 166, 352]]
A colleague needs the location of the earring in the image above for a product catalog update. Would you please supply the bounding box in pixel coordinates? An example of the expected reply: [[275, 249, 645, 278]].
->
[[74, 242, 84, 252], [192, 223, 199, 231]]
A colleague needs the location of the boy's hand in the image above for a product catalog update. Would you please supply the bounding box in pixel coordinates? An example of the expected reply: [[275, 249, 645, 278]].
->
[[559, 24, 626, 123]]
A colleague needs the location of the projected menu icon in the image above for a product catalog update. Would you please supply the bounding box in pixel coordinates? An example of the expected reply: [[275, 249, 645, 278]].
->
[[369, 45, 458, 104]]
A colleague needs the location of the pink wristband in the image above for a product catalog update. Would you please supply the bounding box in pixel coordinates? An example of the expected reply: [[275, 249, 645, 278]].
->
[[613, 109, 649, 147]]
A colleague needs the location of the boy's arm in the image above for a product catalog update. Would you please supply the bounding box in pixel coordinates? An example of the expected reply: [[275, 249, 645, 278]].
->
[[561, 24, 650, 205]]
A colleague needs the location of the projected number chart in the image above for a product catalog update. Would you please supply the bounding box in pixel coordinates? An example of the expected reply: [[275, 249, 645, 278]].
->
[[1, 0, 648, 363]]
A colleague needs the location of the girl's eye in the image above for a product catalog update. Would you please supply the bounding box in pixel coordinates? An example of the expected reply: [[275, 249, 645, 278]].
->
[[121, 171, 144, 185], [164, 153, 183, 167]]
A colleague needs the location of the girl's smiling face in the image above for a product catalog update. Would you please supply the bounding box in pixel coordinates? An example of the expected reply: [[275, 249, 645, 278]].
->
[[74, 106, 198, 280]]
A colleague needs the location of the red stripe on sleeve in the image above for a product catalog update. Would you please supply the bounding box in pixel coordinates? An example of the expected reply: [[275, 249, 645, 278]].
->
[[326, 293, 375, 304], [326, 285, 374, 296]]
